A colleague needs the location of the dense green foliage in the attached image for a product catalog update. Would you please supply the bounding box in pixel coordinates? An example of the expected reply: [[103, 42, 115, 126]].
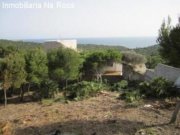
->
[[82, 50, 122, 82], [111, 80, 128, 92], [25, 48, 48, 85], [48, 47, 82, 84], [40, 79, 59, 99], [134, 45, 159, 56], [0, 51, 27, 104], [0, 39, 42, 49], [64, 81, 104, 100], [78, 44, 129, 52], [146, 55, 165, 69], [158, 17, 180, 67], [121, 90, 141, 103], [122, 51, 147, 65], [0, 41, 83, 105], [139, 77, 174, 98], [120, 77, 176, 104]]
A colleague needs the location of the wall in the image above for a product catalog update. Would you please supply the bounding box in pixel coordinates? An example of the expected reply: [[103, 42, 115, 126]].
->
[[144, 64, 180, 83], [103, 63, 122, 75]]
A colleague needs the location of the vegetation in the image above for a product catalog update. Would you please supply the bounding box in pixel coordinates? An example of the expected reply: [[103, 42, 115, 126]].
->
[[79, 44, 163, 69], [25, 48, 48, 96], [48, 47, 82, 87], [40, 79, 59, 99], [0, 51, 27, 105], [0, 39, 42, 49], [120, 90, 141, 103], [146, 55, 165, 69], [64, 81, 104, 100], [111, 80, 128, 92], [157, 17, 180, 123], [82, 49, 122, 82], [0, 41, 125, 106], [122, 51, 147, 65], [134, 45, 159, 56], [158, 17, 180, 67], [77, 44, 129, 52], [118, 76, 178, 106], [139, 77, 174, 98]]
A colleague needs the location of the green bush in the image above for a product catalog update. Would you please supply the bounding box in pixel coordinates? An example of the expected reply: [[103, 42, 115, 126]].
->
[[64, 81, 104, 100], [122, 51, 147, 65], [139, 77, 173, 98], [40, 79, 59, 99], [111, 80, 128, 91], [120, 90, 141, 103]]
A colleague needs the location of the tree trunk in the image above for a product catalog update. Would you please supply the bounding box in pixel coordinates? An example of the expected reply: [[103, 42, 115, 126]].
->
[[96, 75, 99, 82], [20, 86, 24, 102], [27, 83, 31, 95], [170, 101, 180, 124], [66, 80, 68, 88], [99, 74, 102, 84], [4, 89, 7, 107]]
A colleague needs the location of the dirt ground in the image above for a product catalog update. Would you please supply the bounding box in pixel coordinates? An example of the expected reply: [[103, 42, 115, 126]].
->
[[0, 91, 179, 135]]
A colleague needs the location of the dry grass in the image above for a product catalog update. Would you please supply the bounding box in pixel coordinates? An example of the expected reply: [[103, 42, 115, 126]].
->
[[0, 91, 179, 135]]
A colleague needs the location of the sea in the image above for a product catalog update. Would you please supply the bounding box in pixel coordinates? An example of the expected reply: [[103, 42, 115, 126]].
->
[[24, 37, 157, 49]]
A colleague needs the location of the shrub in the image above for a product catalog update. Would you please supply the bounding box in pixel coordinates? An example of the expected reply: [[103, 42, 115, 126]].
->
[[122, 51, 147, 65], [64, 81, 104, 100], [40, 79, 59, 99], [111, 80, 128, 91], [120, 90, 141, 103], [139, 77, 173, 98]]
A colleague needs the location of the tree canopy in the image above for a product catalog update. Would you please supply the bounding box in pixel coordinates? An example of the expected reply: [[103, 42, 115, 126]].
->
[[25, 48, 48, 85], [158, 17, 180, 67], [48, 47, 82, 82]]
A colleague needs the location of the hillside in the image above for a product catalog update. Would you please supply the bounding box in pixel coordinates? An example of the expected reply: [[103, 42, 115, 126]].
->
[[77, 44, 129, 52], [0, 40, 159, 56], [134, 45, 159, 56], [0, 39, 42, 49], [77, 44, 160, 57]]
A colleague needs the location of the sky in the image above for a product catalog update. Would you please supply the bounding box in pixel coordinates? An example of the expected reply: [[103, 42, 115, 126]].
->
[[0, 0, 180, 39]]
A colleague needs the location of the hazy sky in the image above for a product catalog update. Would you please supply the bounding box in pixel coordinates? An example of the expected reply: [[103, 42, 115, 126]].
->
[[0, 0, 180, 39]]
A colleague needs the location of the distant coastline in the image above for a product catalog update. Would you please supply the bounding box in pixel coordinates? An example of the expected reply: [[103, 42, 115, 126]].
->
[[21, 37, 157, 49]]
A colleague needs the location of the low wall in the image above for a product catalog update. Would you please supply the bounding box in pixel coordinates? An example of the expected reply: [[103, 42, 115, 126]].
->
[[144, 64, 180, 82], [103, 63, 122, 75]]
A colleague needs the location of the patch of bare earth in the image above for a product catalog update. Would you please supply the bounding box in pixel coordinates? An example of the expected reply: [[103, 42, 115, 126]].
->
[[0, 91, 179, 135]]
